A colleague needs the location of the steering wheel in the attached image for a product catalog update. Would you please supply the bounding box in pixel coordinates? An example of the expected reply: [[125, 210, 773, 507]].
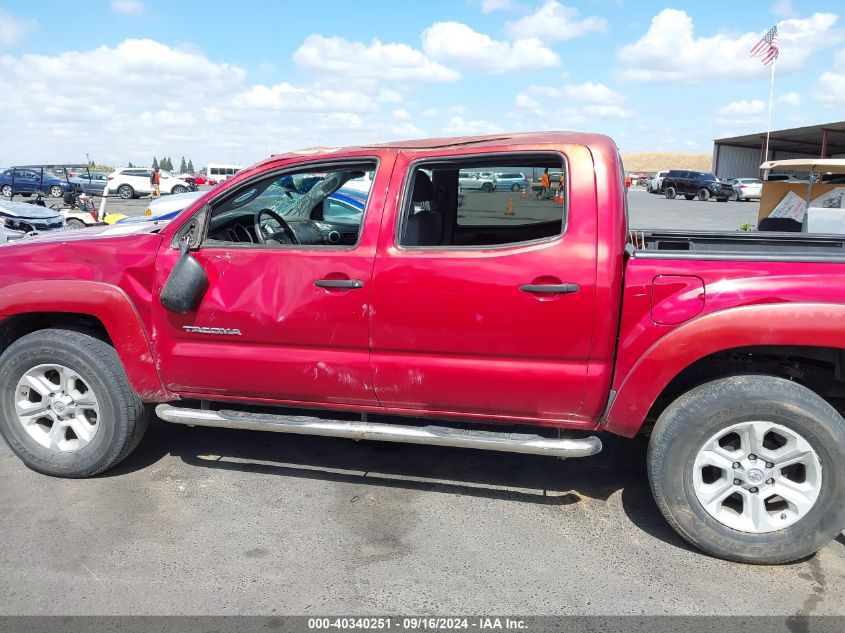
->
[[254, 208, 298, 245]]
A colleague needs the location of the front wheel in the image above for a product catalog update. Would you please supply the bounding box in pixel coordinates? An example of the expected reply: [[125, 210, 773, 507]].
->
[[649, 375, 845, 564], [482, 182, 494, 193], [698, 188, 710, 201], [50, 186, 64, 198], [172, 185, 187, 195], [511, 183, 520, 192], [665, 186, 676, 199], [117, 185, 134, 200], [0, 329, 148, 478]]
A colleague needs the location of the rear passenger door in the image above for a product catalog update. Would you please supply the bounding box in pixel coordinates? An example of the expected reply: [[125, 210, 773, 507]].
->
[[369, 148, 599, 422]]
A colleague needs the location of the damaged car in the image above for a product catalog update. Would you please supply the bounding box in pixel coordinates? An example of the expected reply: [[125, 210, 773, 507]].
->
[[0, 199, 66, 243]]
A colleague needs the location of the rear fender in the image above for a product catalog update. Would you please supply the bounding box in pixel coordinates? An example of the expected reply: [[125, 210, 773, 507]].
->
[[0, 280, 168, 401], [604, 303, 845, 437]]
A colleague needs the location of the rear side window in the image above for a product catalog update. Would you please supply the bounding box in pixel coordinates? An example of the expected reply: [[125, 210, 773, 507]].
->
[[398, 155, 567, 249]]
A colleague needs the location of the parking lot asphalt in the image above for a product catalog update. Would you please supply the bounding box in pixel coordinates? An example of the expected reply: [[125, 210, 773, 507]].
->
[[2, 184, 844, 617]]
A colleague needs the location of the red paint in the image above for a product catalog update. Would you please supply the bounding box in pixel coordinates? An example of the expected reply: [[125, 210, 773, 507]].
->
[[0, 131, 841, 438]]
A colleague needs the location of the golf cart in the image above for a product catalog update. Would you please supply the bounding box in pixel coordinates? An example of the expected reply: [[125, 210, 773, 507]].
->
[[758, 159, 845, 234]]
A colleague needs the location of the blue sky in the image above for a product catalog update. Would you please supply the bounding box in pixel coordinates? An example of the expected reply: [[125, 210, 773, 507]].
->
[[0, 0, 843, 168]]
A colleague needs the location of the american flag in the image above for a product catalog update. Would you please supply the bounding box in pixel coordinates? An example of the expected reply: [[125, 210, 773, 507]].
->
[[750, 25, 779, 66]]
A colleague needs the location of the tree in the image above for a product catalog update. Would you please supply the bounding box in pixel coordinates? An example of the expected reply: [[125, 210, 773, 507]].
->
[[179, 156, 187, 174], [165, 156, 174, 171], [127, 161, 134, 168], [187, 159, 194, 173], [152, 157, 159, 170]]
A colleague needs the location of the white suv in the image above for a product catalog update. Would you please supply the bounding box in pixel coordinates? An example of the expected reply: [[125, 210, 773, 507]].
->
[[106, 168, 193, 199]]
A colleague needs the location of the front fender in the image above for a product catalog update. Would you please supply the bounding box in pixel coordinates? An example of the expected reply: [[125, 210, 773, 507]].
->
[[0, 280, 169, 401], [604, 303, 845, 437]]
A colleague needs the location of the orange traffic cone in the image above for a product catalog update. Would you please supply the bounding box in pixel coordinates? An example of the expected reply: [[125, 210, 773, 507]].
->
[[506, 196, 514, 216], [554, 190, 563, 205], [520, 186, 528, 200]]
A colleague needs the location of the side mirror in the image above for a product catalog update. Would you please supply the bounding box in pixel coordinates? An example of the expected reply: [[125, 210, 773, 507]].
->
[[160, 241, 209, 314]]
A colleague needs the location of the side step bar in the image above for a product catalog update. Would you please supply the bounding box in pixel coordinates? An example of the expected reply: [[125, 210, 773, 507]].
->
[[155, 405, 602, 459]]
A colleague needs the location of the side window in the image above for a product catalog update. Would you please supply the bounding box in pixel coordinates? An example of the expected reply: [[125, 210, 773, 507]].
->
[[398, 155, 566, 248], [204, 161, 376, 249]]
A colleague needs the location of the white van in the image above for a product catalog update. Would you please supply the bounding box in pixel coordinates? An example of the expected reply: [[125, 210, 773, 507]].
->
[[207, 164, 243, 182]]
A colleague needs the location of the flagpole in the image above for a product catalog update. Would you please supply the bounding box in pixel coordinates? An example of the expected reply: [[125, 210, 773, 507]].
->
[[763, 53, 777, 164]]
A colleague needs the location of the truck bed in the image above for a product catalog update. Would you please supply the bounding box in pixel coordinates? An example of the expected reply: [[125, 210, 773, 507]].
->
[[632, 230, 845, 262]]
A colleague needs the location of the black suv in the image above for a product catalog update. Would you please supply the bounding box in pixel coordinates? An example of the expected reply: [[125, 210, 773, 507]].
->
[[662, 170, 730, 202]]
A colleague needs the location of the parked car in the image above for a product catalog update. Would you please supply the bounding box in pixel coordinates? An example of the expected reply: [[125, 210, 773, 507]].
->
[[192, 173, 217, 186], [0, 131, 844, 566], [493, 172, 529, 192], [106, 168, 195, 199], [663, 170, 731, 201], [728, 178, 763, 201], [70, 172, 109, 196], [459, 171, 496, 192], [0, 167, 77, 198], [0, 198, 66, 242], [647, 170, 669, 193]]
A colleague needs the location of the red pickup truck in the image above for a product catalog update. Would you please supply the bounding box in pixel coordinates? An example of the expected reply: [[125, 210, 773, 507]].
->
[[0, 132, 843, 564]]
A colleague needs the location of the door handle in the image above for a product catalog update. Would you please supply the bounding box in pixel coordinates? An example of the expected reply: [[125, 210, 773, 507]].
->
[[519, 283, 580, 294], [314, 279, 365, 289]]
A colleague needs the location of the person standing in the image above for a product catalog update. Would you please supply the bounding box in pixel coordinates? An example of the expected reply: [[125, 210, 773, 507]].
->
[[537, 168, 550, 200], [150, 167, 161, 198]]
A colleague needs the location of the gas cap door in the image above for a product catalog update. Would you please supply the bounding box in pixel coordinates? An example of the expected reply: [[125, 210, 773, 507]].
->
[[651, 275, 705, 325]]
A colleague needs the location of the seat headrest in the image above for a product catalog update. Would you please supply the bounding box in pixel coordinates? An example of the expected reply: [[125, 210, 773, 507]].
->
[[412, 171, 433, 202]]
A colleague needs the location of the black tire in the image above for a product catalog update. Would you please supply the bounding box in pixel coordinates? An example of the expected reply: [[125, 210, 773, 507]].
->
[[698, 188, 710, 201], [649, 375, 845, 564], [511, 183, 520, 192], [665, 186, 676, 199], [1, 184, 11, 197], [482, 182, 494, 193], [65, 218, 87, 230], [117, 184, 134, 200], [49, 185, 64, 198], [0, 329, 148, 478], [172, 185, 187, 195], [684, 195, 695, 200]]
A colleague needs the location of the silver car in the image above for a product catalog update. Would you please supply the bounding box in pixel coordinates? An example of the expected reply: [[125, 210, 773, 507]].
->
[[729, 178, 763, 201], [0, 199, 66, 243]]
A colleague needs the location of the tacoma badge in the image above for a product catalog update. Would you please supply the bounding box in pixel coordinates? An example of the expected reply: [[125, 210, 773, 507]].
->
[[182, 326, 242, 336]]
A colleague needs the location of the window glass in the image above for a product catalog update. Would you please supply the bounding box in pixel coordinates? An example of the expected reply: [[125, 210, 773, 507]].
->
[[210, 168, 219, 176], [398, 156, 566, 248], [701, 173, 716, 181], [204, 162, 375, 248]]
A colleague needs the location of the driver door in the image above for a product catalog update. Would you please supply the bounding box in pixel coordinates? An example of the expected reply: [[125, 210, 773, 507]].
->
[[151, 156, 389, 407]]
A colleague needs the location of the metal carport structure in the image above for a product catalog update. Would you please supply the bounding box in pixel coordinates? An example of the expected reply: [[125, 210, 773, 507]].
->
[[712, 121, 845, 179]]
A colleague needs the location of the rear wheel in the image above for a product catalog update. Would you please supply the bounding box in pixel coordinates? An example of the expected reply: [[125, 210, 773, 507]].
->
[[1, 185, 11, 197], [482, 182, 494, 193], [117, 185, 134, 200], [65, 218, 87, 229], [698, 188, 710, 201], [649, 375, 845, 564], [511, 183, 520, 192], [49, 185, 63, 198], [665, 186, 676, 199], [0, 329, 148, 478]]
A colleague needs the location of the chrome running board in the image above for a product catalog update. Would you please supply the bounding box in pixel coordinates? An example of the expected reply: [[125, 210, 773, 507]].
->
[[155, 405, 602, 459]]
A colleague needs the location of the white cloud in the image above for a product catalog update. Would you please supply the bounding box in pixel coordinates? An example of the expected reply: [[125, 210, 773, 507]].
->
[[293, 34, 460, 83], [583, 105, 631, 118], [480, 0, 517, 13], [111, 0, 144, 15], [0, 38, 431, 166], [0, 10, 36, 46], [441, 116, 504, 135], [422, 21, 559, 73], [506, 1, 607, 43], [562, 82, 621, 104], [718, 100, 765, 116], [815, 48, 845, 106], [771, 0, 796, 18], [716, 99, 766, 125], [618, 9, 842, 82], [778, 91, 801, 106]]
